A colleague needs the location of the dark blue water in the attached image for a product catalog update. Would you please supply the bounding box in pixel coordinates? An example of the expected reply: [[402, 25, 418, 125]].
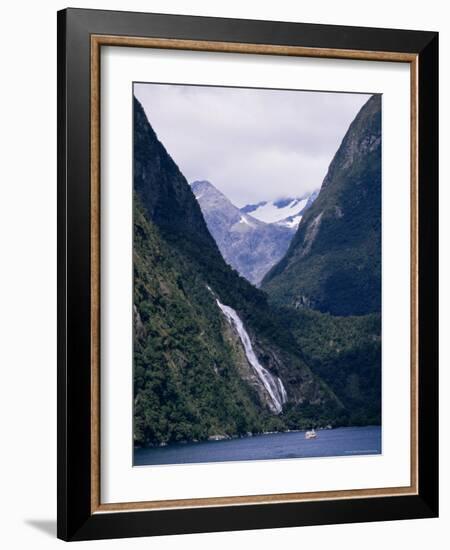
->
[[134, 426, 381, 466]]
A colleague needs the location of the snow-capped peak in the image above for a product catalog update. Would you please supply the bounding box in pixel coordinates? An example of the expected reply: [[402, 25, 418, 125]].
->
[[238, 215, 255, 227], [240, 191, 318, 228]]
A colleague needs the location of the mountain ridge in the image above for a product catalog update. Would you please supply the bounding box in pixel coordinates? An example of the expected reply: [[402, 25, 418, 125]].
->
[[241, 190, 318, 228], [262, 95, 382, 317], [191, 179, 295, 285], [133, 97, 342, 447]]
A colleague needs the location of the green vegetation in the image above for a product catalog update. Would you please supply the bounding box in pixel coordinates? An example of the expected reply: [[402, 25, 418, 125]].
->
[[133, 201, 343, 447], [278, 308, 381, 426], [263, 95, 381, 316], [260, 96, 382, 427], [262, 96, 381, 425], [132, 95, 381, 449], [134, 200, 270, 446], [133, 97, 341, 448]]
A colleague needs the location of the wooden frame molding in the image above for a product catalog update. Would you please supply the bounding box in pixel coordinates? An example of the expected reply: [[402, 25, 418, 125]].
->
[[90, 34, 419, 515]]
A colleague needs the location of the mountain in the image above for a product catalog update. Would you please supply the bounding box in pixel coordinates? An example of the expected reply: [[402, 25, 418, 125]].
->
[[260, 95, 382, 424], [262, 95, 381, 316], [191, 180, 294, 285], [278, 308, 381, 427], [133, 97, 342, 447], [241, 190, 318, 229]]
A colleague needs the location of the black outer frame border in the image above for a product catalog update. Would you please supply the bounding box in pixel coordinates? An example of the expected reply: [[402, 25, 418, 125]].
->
[[57, 7, 439, 542]]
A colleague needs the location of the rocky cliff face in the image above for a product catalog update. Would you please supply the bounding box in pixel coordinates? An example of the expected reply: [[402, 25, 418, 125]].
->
[[262, 95, 382, 316], [134, 99, 218, 253], [191, 180, 294, 285]]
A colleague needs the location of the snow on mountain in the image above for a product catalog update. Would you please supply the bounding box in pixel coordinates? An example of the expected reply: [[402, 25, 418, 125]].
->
[[241, 191, 319, 229], [277, 214, 303, 229], [191, 180, 295, 285]]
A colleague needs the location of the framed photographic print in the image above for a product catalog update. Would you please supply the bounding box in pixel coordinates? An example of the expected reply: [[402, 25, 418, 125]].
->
[[57, 8, 438, 541]]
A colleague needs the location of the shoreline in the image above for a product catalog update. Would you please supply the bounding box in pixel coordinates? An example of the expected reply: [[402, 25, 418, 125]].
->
[[134, 424, 381, 451]]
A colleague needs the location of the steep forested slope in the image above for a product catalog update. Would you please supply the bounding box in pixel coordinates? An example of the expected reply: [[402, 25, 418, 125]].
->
[[278, 309, 381, 426], [133, 98, 341, 447], [263, 95, 382, 317]]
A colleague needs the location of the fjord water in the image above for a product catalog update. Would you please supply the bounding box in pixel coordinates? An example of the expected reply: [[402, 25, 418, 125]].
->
[[134, 426, 381, 466]]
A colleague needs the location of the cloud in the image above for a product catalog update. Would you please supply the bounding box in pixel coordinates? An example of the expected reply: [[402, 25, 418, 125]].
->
[[134, 83, 371, 206]]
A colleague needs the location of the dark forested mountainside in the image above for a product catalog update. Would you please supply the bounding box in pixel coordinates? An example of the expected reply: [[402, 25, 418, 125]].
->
[[133, 97, 342, 448], [278, 308, 381, 426], [260, 95, 382, 426], [263, 95, 382, 317]]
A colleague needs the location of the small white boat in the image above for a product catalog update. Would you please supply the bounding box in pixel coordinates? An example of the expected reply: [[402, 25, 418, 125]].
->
[[305, 429, 317, 440]]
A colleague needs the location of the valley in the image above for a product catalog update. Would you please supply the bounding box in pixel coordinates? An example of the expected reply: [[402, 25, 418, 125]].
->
[[133, 92, 382, 457], [191, 180, 317, 285]]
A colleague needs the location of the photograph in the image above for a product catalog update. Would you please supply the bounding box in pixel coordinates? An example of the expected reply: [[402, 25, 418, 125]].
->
[[52, 5, 438, 542], [132, 83, 382, 467]]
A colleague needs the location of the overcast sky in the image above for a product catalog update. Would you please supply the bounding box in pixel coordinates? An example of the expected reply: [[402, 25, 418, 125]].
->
[[134, 83, 371, 207]]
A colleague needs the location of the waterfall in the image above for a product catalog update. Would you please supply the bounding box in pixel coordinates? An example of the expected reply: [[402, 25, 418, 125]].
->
[[277, 377, 288, 404], [216, 299, 287, 414]]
